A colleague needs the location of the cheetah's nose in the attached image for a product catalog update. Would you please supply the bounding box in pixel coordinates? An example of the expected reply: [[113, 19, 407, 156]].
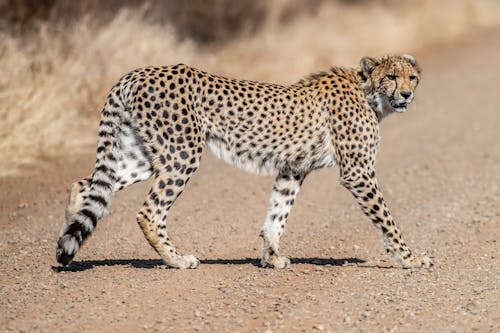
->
[[400, 91, 412, 99]]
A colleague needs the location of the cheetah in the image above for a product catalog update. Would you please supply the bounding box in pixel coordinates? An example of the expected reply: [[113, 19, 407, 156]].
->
[[56, 54, 432, 269]]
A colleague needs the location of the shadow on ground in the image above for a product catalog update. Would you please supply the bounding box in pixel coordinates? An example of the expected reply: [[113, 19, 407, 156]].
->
[[52, 257, 366, 272]]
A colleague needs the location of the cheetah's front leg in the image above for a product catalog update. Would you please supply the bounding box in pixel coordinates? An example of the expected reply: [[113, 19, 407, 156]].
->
[[260, 171, 306, 268], [341, 169, 432, 269]]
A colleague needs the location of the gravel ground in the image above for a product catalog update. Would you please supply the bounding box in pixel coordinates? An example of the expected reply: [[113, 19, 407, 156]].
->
[[1, 30, 499, 333]]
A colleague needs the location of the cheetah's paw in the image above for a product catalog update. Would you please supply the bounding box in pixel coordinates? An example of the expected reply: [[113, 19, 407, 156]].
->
[[401, 255, 433, 269], [166, 254, 200, 269], [261, 255, 291, 269]]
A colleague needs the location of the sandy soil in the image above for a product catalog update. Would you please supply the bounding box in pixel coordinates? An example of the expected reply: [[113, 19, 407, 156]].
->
[[1, 30, 499, 333]]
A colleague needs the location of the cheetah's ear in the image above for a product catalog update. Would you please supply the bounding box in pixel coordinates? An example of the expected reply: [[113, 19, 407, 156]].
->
[[360, 57, 378, 76], [402, 54, 416, 65], [403, 54, 422, 74]]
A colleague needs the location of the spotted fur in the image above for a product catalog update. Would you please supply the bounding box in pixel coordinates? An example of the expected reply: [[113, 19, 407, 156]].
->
[[56, 54, 432, 269]]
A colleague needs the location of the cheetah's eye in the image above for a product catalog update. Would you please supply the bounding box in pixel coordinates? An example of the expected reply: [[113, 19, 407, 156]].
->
[[409, 75, 418, 81], [386, 74, 397, 81]]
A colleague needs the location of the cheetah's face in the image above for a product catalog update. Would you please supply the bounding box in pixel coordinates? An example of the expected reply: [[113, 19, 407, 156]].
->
[[361, 54, 421, 114]]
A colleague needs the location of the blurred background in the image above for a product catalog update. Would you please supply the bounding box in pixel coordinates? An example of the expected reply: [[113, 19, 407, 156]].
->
[[2, 4, 500, 332], [1, 0, 500, 176]]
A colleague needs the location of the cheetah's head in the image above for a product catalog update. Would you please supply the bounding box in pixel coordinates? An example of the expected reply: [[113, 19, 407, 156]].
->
[[360, 54, 421, 119]]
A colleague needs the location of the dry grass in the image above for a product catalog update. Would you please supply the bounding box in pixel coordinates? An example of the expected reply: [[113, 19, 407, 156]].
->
[[1, 0, 500, 176]]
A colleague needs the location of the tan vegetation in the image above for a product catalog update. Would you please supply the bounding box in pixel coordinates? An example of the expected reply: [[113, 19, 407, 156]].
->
[[1, 0, 500, 176]]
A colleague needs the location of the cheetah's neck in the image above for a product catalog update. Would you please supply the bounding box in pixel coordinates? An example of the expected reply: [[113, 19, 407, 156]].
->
[[357, 70, 393, 122]]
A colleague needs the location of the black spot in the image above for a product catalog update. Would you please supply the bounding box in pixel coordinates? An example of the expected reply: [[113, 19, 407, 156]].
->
[[95, 164, 108, 173], [280, 189, 290, 196]]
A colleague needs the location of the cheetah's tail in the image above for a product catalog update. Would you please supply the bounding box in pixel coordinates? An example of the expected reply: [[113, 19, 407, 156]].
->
[[56, 83, 126, 266]]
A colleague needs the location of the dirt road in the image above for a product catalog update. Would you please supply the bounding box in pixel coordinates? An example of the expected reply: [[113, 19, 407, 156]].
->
[[1, 30, 499, 333]]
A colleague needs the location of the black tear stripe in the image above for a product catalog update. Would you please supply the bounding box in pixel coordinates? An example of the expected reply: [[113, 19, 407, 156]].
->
[[392, 64, 399, 97], [392, 75, 398, 98]]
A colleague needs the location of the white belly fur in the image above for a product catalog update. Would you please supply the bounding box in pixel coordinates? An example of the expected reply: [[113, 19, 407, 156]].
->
[[206, 138, 278, 176]]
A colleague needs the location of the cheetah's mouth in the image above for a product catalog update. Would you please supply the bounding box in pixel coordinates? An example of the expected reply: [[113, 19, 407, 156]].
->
[[390, 100, 408, 113]]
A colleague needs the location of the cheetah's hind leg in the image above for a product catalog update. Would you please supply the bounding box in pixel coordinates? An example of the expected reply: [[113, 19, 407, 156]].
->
[[135, 146, 203, 269]]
